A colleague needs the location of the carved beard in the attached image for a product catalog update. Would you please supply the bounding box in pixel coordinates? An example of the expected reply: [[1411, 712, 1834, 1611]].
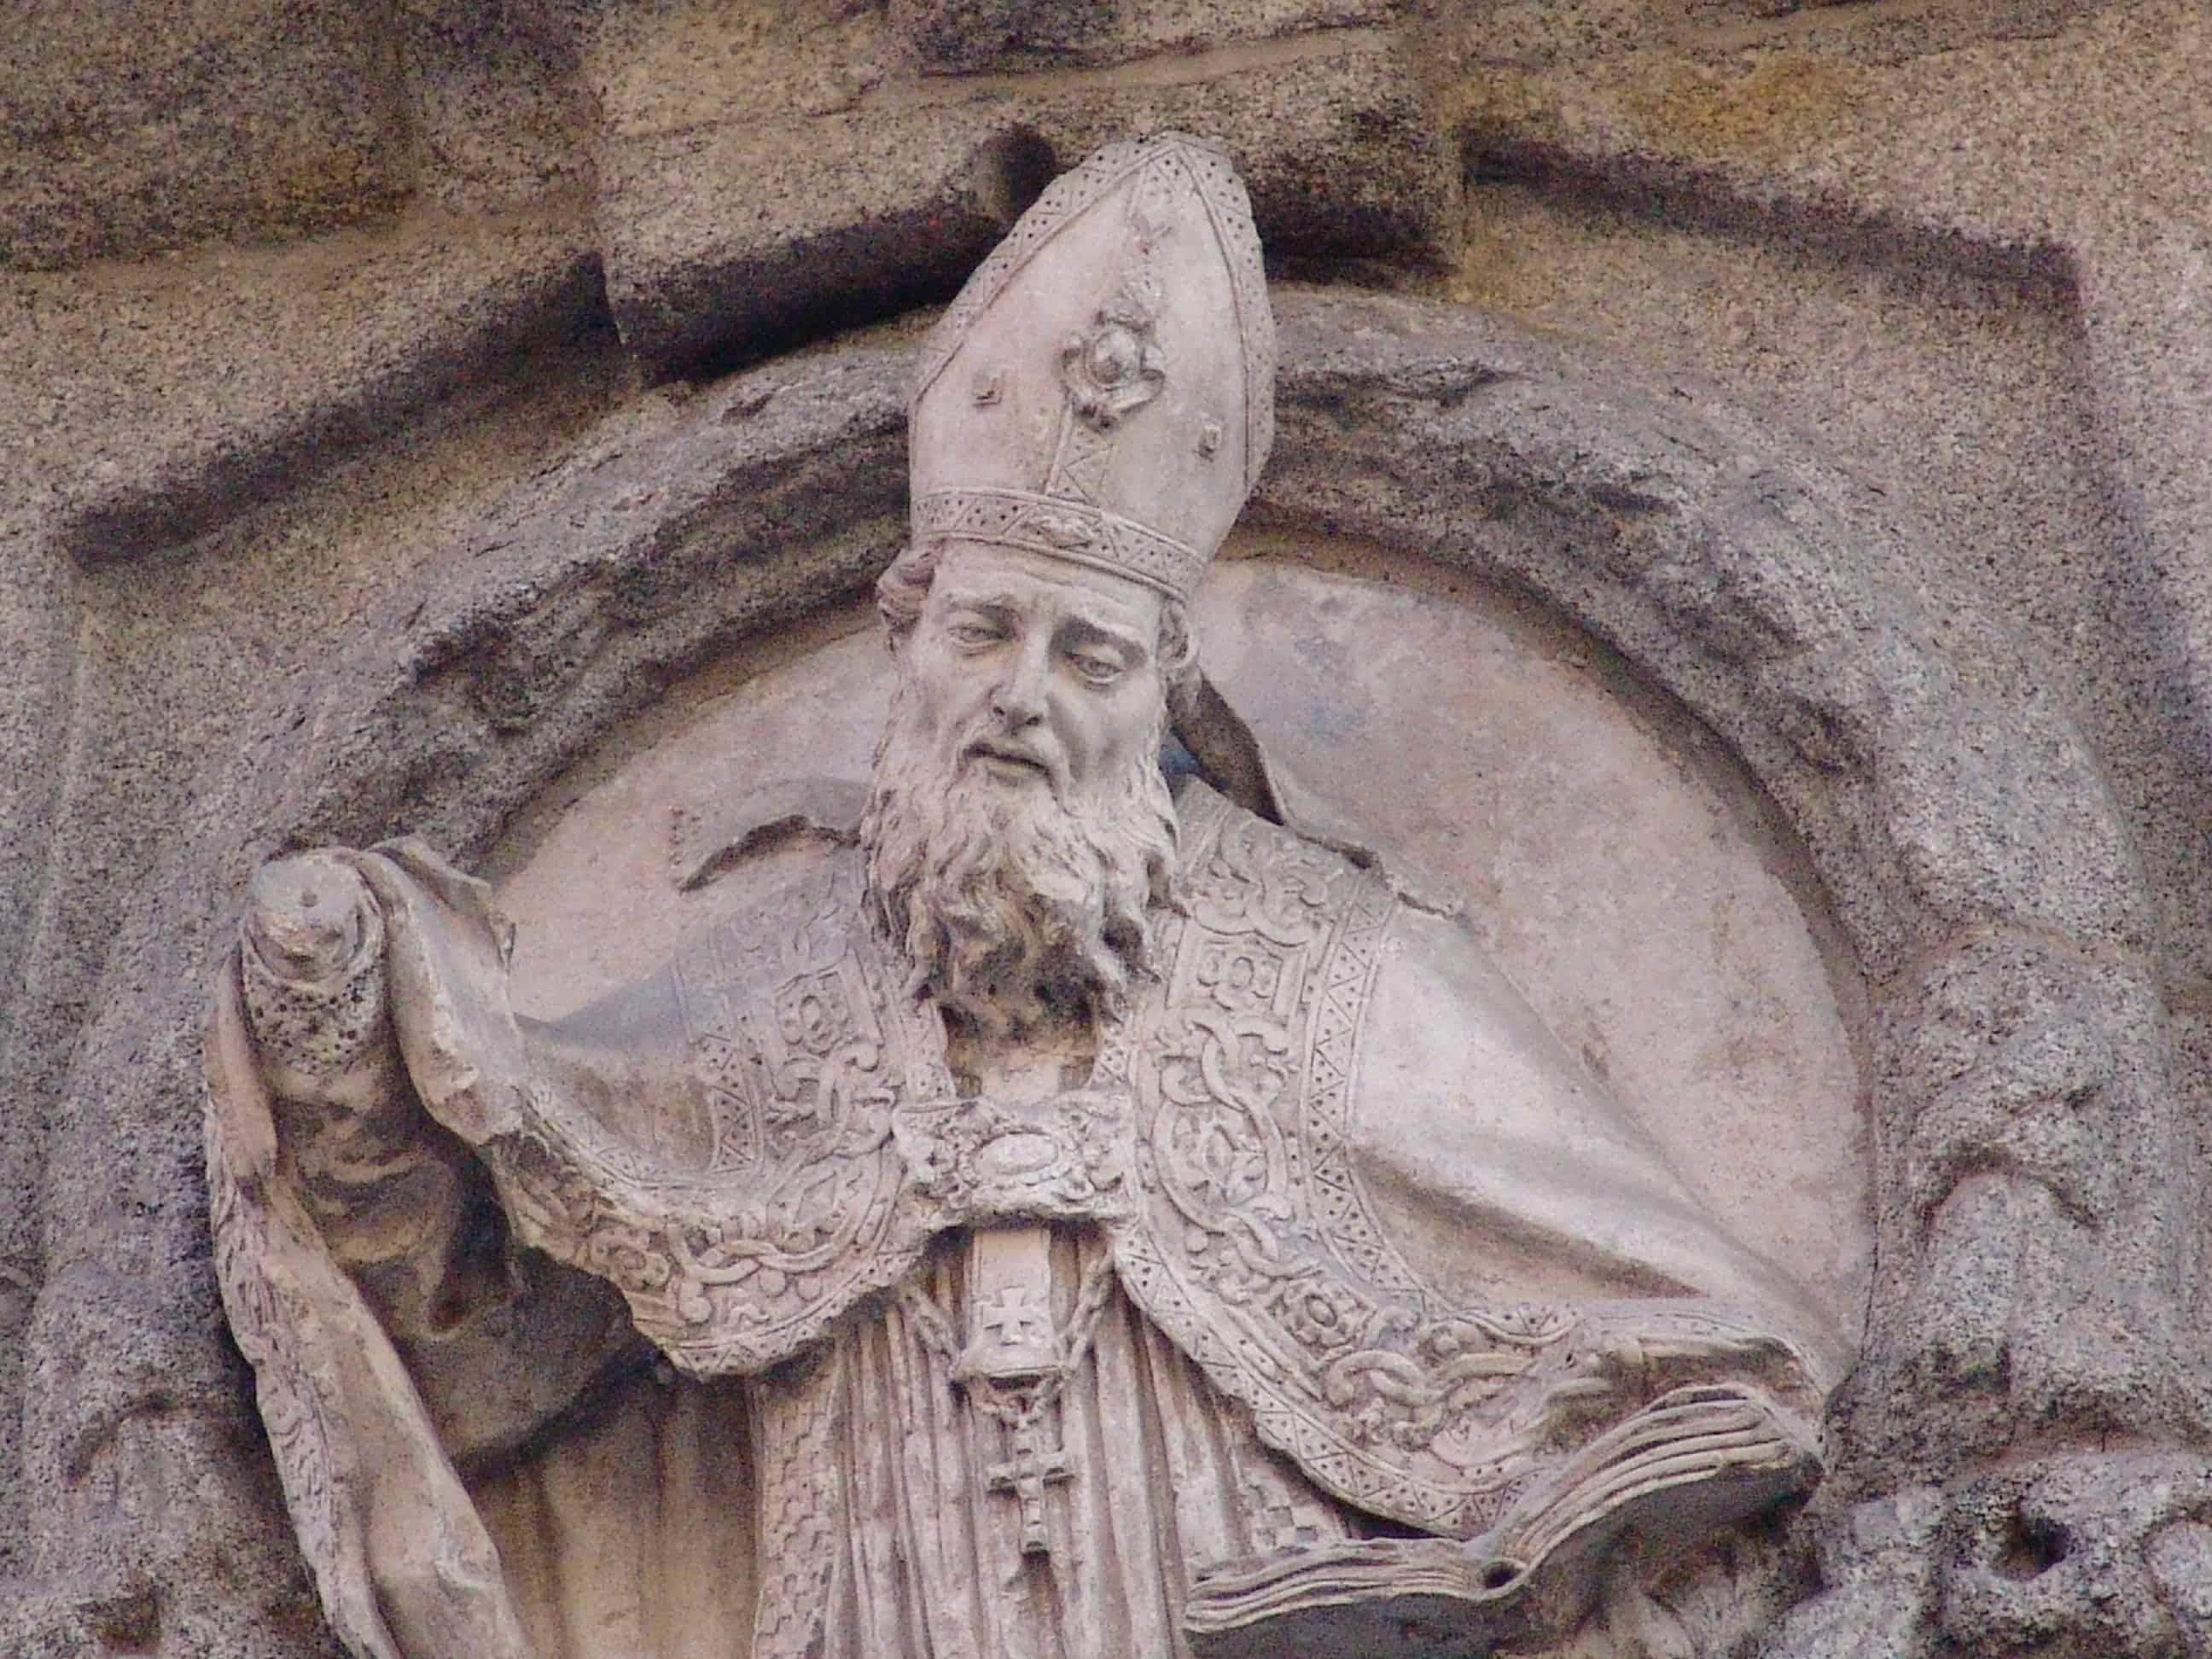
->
[[859, 677, 1179, 1039]]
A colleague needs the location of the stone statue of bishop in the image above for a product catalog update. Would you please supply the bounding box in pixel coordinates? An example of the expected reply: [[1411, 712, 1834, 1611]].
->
[[205, 133, 1845, 1659]]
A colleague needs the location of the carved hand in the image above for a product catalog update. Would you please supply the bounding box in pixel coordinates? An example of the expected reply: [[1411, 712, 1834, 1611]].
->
[[1522, 1322, 1798, 1447], [239, 851, 405, 1113]]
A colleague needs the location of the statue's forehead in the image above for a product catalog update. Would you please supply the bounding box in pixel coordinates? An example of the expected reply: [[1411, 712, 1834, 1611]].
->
[[930, 542, 1164, 637]]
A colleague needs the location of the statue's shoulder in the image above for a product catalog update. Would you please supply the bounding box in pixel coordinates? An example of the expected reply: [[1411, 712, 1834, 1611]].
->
[[1169, 779, 1605, 1165], [1167, 788, 1843, 1350], [665, 843, 872, 1013], [543, 846, 871, 1055], [1170, 776, 1378, 911], [1170, 774, 1463, 927]]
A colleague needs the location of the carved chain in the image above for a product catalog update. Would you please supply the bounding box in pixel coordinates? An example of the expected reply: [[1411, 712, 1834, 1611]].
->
[[896, 1246, 1121, 1436]]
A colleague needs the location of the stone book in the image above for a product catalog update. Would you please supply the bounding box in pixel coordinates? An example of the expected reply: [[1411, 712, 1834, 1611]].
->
[[1184, 1385, 1819, 1658]]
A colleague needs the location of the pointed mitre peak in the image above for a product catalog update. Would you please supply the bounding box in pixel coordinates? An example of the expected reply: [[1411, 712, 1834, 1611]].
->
[[907, 133, 1278, 602]]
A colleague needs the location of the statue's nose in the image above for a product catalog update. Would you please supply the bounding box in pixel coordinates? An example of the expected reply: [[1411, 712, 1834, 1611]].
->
[[991, 643, 1051, 728]]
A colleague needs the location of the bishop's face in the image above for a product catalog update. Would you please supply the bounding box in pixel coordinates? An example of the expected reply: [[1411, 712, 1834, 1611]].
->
[[863, 538, 1180, 1037], [901, 540, 1168, 809]]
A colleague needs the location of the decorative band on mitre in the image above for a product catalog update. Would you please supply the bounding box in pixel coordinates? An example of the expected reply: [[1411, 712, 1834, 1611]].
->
[[914, 488, 1208, 602]]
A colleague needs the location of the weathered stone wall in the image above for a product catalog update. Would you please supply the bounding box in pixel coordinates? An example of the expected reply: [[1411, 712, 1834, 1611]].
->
[[6, 1, 2210, 1652]]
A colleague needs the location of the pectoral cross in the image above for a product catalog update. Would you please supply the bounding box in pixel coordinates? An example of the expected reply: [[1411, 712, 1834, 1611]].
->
[[974, 1284, 1056, 1376], [940, 1006, 1097, 1566], [987, 1415, 1074, 1557], [963, 1226, 1079, 1559]]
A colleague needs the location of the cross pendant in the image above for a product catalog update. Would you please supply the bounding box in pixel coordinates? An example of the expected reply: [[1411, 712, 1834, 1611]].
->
[[985, 1417, 1074, 1557]]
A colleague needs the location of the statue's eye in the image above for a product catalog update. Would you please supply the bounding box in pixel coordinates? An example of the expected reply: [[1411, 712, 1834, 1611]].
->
[[1070, 652, 1124, 685], [947, 620, 1001, 648]]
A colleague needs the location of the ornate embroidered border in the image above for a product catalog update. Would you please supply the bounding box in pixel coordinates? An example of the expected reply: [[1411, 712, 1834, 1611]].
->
[[1300, 855, 1432, 1310], [204, 1144, 353, 1615], [750, 1348, 843, 1659], [914, 486, 1207, 601], [1112, 787, 1551, 1540], [470, 870, 946, 1378]]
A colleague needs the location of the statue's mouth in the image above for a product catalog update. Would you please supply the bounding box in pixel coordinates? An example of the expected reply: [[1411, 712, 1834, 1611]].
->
[[966, 742, 1053, 783]]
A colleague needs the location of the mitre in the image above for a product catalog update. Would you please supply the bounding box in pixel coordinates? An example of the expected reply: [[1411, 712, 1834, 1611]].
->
[[908, 131, 1277, 602]]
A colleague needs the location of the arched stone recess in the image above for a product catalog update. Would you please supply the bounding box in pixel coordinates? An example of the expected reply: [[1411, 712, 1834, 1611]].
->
[[20, 288, 2199, 1652]]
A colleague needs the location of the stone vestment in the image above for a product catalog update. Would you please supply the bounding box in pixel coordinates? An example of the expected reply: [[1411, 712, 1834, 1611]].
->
[[205, 780, 1843, 1659]]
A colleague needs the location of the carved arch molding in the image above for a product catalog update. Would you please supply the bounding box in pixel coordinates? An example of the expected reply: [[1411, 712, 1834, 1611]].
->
[[32, 288, 2208, 1653]]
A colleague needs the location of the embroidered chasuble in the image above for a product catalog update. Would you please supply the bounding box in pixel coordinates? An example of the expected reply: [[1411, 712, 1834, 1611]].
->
[[207, 783, 1840, 1659], [466, 987, 1378, 1659]]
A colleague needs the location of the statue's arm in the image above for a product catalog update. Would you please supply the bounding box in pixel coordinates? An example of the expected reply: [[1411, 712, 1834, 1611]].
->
[[236, 853, 480, 1329], [230, 850, 643, 1464]]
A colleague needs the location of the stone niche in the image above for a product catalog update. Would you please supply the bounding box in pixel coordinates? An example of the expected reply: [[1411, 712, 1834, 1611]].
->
[[15, 268, 2192, 1657], [493, 540, 1871, 1336]]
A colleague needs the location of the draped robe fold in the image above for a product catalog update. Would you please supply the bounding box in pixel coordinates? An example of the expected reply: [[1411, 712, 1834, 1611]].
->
[[206, 781, 1845, 1659]]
